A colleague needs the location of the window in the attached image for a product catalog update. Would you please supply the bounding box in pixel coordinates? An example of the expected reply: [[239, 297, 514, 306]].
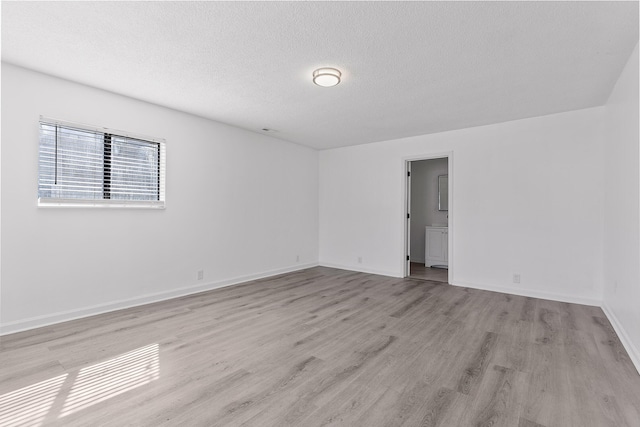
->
[[38, 118, 165, 208]]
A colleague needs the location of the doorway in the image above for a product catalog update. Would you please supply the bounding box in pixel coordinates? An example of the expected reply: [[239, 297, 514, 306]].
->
[[405, 155, 451, 283]]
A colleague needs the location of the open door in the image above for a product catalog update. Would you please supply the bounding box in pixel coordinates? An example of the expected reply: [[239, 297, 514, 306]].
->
[[405, 155, 452, 283], [405, 161, 411, 276]]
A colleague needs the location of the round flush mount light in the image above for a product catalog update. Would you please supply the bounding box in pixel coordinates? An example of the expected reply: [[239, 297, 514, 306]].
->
[[312, 68, 341, 87]]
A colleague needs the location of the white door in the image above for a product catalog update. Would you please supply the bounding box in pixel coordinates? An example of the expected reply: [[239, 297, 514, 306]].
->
[[405, 162, 412, 275]]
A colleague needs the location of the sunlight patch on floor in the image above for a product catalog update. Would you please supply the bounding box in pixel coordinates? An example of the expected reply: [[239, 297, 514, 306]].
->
[[0, 343, 160, 426], [0, 374, 67, 427], [60, 343, 160, 417]]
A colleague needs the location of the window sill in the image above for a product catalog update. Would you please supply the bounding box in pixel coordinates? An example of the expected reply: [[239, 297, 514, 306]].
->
[[37, 198, 165, 209]]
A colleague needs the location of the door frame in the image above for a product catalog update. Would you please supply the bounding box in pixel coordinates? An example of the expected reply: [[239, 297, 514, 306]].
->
[[403, 152, 453, 283]]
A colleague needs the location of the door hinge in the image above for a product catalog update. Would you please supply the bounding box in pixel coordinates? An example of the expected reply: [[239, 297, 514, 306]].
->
[[407, 171, 411, 177], [407, 213, 410, 219], [407, 255, 410, 261]]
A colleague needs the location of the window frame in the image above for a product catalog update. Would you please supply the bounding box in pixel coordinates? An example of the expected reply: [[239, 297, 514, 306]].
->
[[37, 117, 166, 209]]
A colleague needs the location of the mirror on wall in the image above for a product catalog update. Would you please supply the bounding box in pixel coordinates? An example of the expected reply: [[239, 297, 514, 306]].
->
[[438, 175, 448, 211]]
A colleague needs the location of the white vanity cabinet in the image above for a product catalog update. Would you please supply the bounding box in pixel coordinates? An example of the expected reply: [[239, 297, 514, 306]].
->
[[425, 226, 448, 268]]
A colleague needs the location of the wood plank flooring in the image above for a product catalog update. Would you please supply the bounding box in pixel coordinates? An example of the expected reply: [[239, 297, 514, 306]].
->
[[409, 262, 448, 283], [1, 267, 639, 426]]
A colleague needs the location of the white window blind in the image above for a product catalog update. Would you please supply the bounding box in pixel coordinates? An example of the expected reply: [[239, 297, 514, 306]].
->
[[38, 118, 166, 208]]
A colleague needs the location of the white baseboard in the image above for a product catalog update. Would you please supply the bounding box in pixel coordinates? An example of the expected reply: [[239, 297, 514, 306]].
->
[[0, 262, 319, 336], [601, 302, 640, 376], [318, 262, 401, 278], [453, 280, 639, 375], [451, 280, 602, 307], [6, 263, 637, 378]]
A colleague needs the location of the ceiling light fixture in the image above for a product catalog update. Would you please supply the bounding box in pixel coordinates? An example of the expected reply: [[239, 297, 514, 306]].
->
[[312, 68, 341, 87]]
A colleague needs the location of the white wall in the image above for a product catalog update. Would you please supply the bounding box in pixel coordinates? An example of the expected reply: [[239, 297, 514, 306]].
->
[[410, 158, 448, 262], [320, 107, 605, 305], [0, 63, 319, 334], [602, 42, 640, 371]]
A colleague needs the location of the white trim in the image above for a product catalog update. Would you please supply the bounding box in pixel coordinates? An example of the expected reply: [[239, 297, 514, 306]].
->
[[601, 302, 640, 375], [451, 280, 602, 307], [447, 154, 453, 284], [0, 262, 318, 336], [319, 262, 401, 278], [405, 161, 412, 278], [38, 198, 166, 209], [5, 262, 638, 377]]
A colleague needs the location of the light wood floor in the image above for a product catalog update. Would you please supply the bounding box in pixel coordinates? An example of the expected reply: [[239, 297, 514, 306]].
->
[[1, 267, 639, 427]]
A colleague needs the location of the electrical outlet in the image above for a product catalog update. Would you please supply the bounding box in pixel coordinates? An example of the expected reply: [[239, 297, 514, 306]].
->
[[296, 255, 300, 263], [197, 270, 204, 281], [358, 256, 362, 264], [513, 274, 521, 284]]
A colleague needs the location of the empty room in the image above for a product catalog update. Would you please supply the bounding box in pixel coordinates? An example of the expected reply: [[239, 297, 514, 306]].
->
[[1, 1, 639, 426]]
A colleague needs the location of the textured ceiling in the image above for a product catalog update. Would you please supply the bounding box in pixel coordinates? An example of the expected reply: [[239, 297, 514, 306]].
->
[[2, 1, 638, 150]]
